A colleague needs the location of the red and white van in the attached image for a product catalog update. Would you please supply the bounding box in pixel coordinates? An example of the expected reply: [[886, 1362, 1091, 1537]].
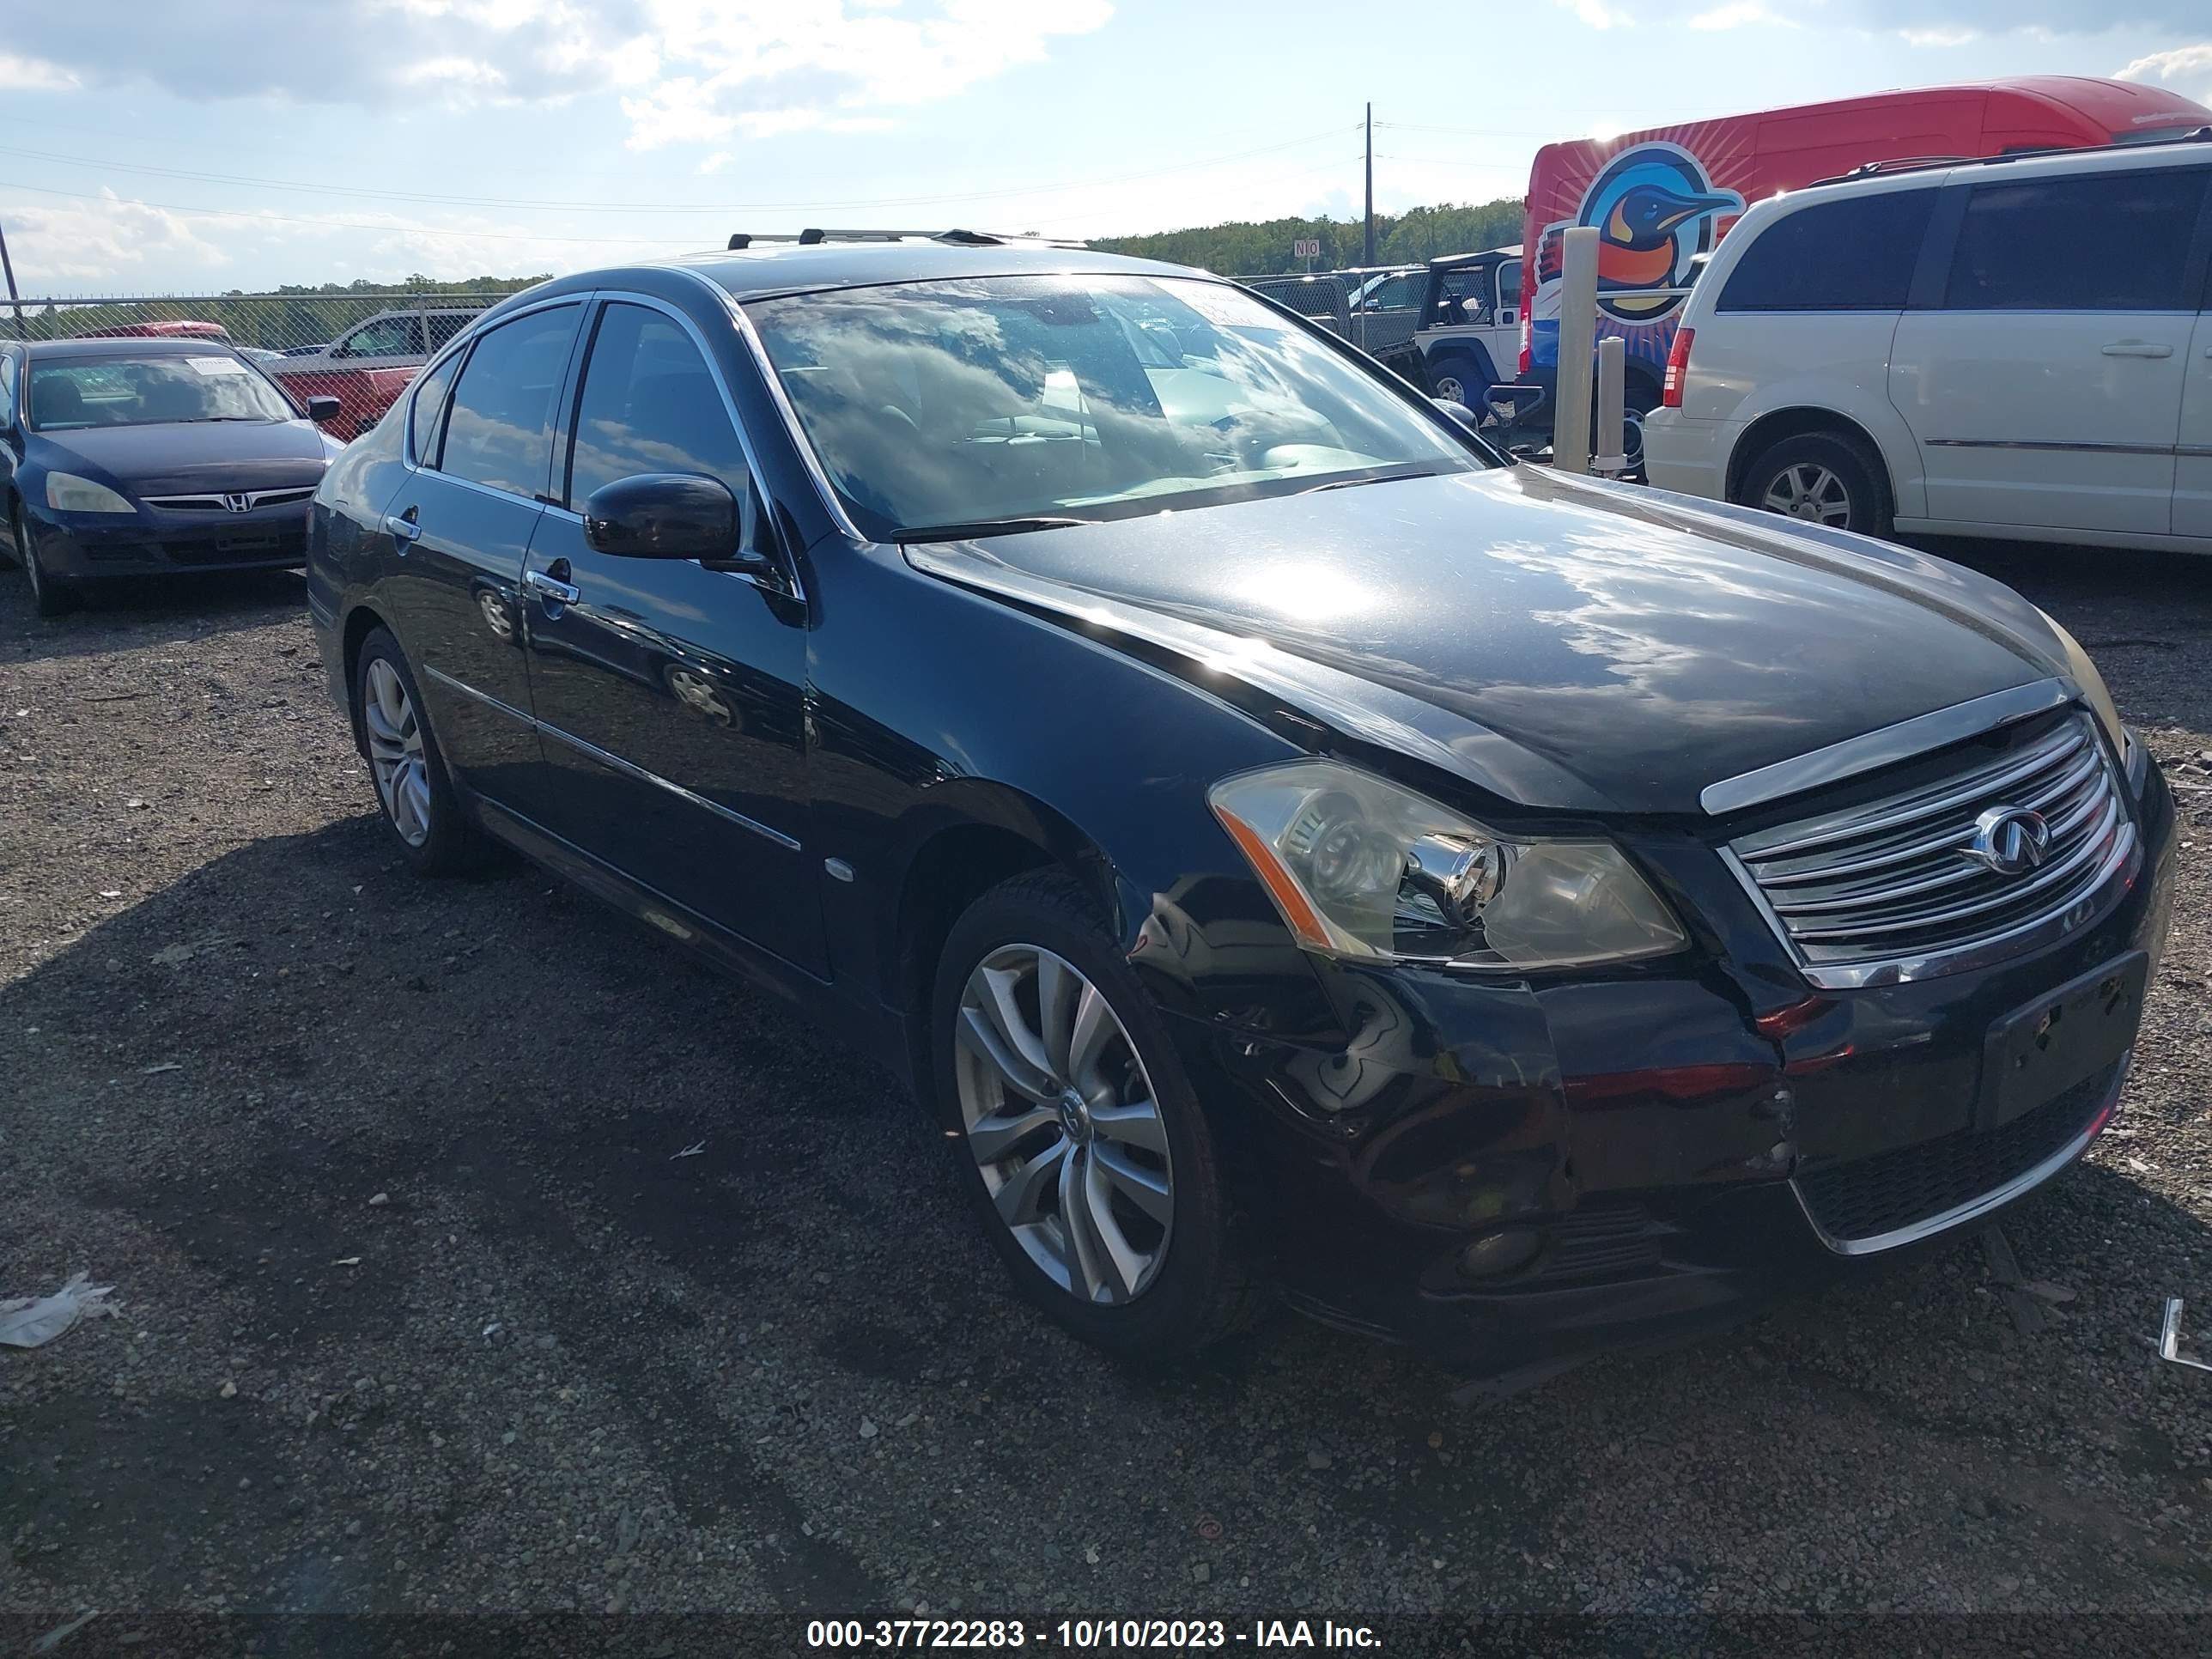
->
[[1516, 77, 2212, 425]]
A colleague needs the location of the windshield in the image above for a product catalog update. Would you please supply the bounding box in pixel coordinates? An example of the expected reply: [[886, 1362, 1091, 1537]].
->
[[748, 274, 1485, 540], [27, 354, 296, 431]]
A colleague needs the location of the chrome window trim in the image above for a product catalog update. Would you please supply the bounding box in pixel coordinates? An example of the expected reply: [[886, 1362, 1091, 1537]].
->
[[1792, 1054, 2127, 1255], [536, 717, 802, 851], [410, 292, 586, 491], [1698, 677, 2075, 817]]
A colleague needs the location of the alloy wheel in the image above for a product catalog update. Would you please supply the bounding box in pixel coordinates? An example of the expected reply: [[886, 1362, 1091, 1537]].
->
[[1761, 462, 1852, 527], [363, 658, 432, 847], [952, 944, 1175, 1305]]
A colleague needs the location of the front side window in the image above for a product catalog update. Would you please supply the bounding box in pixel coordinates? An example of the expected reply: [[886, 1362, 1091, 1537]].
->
[[1943, 168, 2208, 311], [1498, 259, 1522, 312], [438, 304, 580, 495], [1367, 273, 1424, 312], [337, 316, 427, 359], [0, 354, 15, 424], [750, 275, 1482, 539], [567, 303, 748, 509], [1717, 189, 1936, 313], [27, 352, 297, 430]]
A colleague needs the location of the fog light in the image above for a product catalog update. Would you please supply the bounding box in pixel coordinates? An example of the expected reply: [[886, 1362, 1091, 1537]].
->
[[1460, 1227, 1542, 1280]]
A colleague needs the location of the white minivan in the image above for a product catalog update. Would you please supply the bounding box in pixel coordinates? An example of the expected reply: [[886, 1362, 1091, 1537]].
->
[[1643, 137, 2212, 551]]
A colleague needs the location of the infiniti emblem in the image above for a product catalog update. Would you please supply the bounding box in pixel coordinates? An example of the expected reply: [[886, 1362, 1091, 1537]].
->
[[1965, 805, 2051, 877], [223, 492, 252, 514]]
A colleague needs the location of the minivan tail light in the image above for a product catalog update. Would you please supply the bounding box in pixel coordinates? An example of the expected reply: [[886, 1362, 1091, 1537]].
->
[[1662, 326, 1694, 408]]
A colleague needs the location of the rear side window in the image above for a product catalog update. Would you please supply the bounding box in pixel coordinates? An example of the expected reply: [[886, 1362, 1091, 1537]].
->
[[1717, 190, 1936, 313], [439, 304, 580, 496], [1943, 168, 2208, 311], [408, 349, 463, 466], [427, 313, 475, 349], [337, 316, 426, 358], [565, 302, 749, 510]]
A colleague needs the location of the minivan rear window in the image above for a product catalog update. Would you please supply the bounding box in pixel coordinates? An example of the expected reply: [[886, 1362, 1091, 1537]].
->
[[1943, 168, 2208, 312], [1717, 189, 1936, 313]]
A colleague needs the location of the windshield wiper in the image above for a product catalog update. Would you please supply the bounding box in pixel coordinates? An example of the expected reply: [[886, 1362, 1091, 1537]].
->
[[1297, 468, 1439, 495], [891, 515, 1095, 543]]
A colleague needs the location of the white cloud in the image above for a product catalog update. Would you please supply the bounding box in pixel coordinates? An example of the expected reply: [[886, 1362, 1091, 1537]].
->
[[0, 190, 228, 287], [695, 150, 733, 175], [12, 0, 1114, 150], [1687, 1, 1786, 27], [1899, 27, 1975, 46], [1550, 0, 1632, 24], [2118, 41, 2212, 106], [0, 52, 78, 89]]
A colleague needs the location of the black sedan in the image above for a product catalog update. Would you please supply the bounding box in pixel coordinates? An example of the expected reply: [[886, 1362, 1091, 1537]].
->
[[1, 337, 343, 615], [307, 238, 2173, 1380]]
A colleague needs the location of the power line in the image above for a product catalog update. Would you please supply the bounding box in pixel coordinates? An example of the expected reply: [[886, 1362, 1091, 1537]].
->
[[0, 125, 1363, 216]]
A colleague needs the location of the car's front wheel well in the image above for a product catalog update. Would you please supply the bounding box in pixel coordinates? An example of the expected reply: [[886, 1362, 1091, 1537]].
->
[[338, 603, 390, 755], [894, 820, 1121, 1090], [1727, 408, 1891, 508]]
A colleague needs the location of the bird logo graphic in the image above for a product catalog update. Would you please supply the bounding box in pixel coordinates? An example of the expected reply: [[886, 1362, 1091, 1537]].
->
[[1535, 143, 1742, 323]]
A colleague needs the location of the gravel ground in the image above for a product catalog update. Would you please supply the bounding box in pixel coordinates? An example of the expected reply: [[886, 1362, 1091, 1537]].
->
[[4, 547, 2212, 1654]]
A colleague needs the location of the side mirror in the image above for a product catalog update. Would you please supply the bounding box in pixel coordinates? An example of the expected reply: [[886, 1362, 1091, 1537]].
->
[[306, 395, 342, 422], [584, 472, 739, 562], [1431, 397, 1480, 430]]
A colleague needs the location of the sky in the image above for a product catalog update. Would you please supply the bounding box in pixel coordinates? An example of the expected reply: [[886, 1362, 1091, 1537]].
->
[[0, 0, 2208, 295]]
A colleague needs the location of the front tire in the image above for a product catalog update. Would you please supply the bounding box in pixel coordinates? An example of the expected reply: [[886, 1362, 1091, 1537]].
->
[[1736, 430, 1893, 539], [932, 872, 1256, 1359], [353, 626, 495, 875], [15, 507, 78, 617]]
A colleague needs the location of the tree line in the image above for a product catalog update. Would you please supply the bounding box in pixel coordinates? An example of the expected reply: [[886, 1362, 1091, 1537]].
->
[[5, 274, 549, 351], [1091, 198, 1526, 276]]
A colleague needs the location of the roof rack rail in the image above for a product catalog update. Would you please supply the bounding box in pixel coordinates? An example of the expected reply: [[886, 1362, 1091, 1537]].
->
[[724, 228, 1088, 251], [1806, 125, 2212, 190]]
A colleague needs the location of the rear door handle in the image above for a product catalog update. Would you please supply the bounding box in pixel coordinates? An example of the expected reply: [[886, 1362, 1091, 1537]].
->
[[526, 566, 580, 605], [2100, 340, 2175, 359], [385, 509, 421, 545]]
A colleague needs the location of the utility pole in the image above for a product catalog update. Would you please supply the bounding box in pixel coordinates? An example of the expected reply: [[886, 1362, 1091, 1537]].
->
[[0, 221, 24, 339], [1362, 103, 1376, 268]]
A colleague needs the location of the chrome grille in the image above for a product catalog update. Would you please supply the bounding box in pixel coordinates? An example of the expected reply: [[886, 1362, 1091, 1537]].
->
[[1727, 713, 2134, 989], [142, 487, 316, 512]]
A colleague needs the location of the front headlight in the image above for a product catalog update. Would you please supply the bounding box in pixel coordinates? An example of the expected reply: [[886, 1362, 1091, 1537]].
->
[[2034, 608, 2124, 756], [46, 471, 135, 514], [1209, 760, 1687, 970]]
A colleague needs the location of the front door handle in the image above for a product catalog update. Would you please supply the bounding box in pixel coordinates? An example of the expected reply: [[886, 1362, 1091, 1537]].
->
[[2100, 340, 2175, 359], [526, 564, 580, 605]]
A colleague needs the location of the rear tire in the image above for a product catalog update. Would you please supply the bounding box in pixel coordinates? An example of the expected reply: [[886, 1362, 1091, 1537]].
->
[[1735, 430, 1893, 540], [932, 871, 1259, 1360], [1428, 356, 1483, 406], [352, 626, 496, 876]]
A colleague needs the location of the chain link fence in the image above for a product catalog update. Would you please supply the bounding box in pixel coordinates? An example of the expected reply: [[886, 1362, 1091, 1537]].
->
[[1236, 270, 1426, 359], [3, 291, 511, 436]]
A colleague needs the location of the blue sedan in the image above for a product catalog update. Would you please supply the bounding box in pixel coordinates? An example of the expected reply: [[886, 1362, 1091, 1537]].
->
[[0, 337, 343, 616]]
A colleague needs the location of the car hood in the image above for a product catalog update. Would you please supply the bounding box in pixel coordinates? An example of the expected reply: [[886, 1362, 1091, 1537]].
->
[[904, 466, 2074, 817], [33, 420, 331, 496]]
